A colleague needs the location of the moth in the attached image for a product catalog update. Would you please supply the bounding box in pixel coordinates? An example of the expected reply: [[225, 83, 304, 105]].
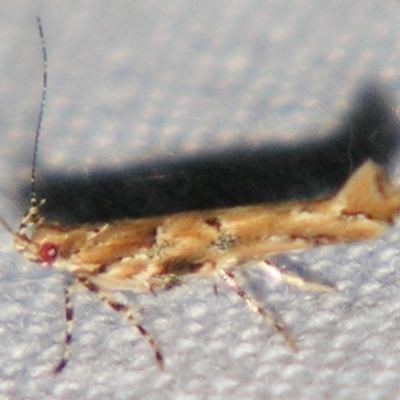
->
[[3, 18, 400, 374]]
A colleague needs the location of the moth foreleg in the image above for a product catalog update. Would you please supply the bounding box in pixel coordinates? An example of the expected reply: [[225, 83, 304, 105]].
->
[[54, 283, 74, 373], [218, 268, 297, 352], [77, 275, 163, 369], [260, 259, 334, 292]]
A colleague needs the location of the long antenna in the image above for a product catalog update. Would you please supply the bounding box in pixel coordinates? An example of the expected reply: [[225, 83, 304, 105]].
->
[[16, 18, 48, 234], [31, 17, 47, 209]]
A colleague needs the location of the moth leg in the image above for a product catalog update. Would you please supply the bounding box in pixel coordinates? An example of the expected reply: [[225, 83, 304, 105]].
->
[[54, 283, 74, 373], [218, 269, 297, 352], [77, 275, 163, 369], [260, 260, 334, 292]]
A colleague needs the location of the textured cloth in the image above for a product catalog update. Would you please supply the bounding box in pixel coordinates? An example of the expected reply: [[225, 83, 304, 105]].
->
[[0, 1, 400, 399]]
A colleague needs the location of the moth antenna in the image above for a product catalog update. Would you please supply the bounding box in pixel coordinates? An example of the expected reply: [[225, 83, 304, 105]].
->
[[31, 17, 47, 210], [17, 17, 48, 235]]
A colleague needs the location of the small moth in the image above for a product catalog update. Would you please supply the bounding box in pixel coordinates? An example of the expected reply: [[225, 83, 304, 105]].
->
[[3, 18, 400, 373]]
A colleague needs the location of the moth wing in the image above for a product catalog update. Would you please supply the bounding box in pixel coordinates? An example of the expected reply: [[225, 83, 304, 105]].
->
[[334, 160, 400, 222]]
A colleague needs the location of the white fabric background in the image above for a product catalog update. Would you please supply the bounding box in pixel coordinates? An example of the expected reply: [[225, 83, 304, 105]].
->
[[1, 1, 400, 399]]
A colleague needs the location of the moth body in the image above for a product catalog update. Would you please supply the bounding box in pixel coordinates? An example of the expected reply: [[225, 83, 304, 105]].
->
[[18, 159, 400, 292]]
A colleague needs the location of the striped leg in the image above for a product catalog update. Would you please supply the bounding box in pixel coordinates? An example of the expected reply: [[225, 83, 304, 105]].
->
[[260, 260, 334, 292], [77, 275, 163, 369], [219, 268, 297, 352], [54, 283, 74, 373]]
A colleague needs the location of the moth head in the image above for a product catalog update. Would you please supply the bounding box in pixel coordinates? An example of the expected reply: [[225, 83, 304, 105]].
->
[[11, 230, 58, 266], [0, 203, 59, 266]]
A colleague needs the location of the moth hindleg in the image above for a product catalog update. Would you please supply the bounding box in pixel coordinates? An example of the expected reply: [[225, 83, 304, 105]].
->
[[219, 268, 297, 351], [260, 259, 334, 292]]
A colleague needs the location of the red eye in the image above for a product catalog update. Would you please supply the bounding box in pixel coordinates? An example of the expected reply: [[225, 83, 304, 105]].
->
[[38, 242, 58, 263]]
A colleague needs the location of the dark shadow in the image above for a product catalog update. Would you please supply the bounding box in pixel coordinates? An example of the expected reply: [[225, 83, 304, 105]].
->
[[18, 83, 400, 224]]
